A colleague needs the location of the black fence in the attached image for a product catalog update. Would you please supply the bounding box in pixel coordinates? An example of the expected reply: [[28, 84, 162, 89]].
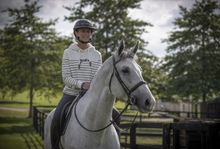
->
[[120, 122, 165, 149], [121, 109, 220, 122], [33, 106, 220, 149], [163, 121, 220, 149], [33, 106, 55, 139], [120, 121, 220, 149]]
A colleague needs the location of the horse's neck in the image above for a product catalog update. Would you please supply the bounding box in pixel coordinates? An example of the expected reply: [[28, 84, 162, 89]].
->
[[75, 59, 115, 128]]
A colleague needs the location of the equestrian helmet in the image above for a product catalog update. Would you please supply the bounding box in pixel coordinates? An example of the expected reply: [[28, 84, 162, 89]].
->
[[73, 19, 96, 33], [73, 19, 96, 43]]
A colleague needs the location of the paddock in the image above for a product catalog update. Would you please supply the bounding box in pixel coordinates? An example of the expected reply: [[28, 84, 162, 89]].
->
[[33, 106, 220, 149]]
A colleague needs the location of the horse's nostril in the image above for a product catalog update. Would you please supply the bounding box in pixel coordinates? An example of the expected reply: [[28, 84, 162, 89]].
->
[[145, 99, 150, 106]]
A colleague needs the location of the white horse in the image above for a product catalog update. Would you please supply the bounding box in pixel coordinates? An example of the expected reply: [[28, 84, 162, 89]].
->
[[44, 39, 156, 149]]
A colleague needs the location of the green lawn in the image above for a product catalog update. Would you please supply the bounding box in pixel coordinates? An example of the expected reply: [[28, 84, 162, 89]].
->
[[0, 91, 144, 117], [0, 91, 58, 149], [0, 91, 61, 109], [0, 91, 166, 148], [0, 91, 133, 110], [0, 110, 44, 149]]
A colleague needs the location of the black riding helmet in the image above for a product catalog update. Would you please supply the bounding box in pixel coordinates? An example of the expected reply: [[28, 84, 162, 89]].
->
[[73, 19, 96, 44]]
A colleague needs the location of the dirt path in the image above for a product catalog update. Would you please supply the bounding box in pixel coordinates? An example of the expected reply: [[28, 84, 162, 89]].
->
[[0, 106, 29, 112]]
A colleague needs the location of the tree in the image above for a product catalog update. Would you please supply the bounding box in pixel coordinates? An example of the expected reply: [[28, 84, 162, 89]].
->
[[162, 0, 220, 114], [0, 0, 64, 117], [63, 0, 153, 61], [62, 0, 170, 102], [137, 51, 170, 101]]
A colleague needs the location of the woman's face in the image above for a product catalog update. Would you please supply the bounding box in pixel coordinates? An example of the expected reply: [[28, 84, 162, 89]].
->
[[75, 28, 92, 42]]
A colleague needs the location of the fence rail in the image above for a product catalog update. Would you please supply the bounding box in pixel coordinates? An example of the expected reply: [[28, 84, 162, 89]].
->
[[120, 122, 164, 149], [33, 106, 55, 139], [120, 122, 220, 149], [33, 106, 220, 149]]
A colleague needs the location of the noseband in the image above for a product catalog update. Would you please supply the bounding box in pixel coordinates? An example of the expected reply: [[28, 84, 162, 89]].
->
[[109, 55, 146, 105]]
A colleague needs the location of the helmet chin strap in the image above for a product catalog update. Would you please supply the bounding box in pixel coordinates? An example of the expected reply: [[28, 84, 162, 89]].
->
[[76, 36, 92, 44]]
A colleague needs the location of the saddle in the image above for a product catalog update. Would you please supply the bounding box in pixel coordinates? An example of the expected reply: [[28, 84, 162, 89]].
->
[[60, 100, 75, 135], [60, 89, 87, 135]]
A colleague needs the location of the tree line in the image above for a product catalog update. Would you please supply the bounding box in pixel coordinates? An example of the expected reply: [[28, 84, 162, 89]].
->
[[0, 0, 219, 117]]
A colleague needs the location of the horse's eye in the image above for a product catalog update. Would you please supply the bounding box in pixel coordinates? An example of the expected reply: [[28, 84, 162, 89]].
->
[[122, 67, 129, 73]]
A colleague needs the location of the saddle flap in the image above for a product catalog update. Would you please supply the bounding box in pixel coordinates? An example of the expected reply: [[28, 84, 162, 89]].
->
[[60, 101, 75, 135]]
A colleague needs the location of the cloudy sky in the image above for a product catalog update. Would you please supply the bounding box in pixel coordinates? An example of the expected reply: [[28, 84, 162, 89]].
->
[[0, 0, 204, 58]]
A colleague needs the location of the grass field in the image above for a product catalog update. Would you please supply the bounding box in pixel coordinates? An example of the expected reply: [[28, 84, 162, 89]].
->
[[0, 91, 59, 149], [0, 91, 61, 109], [0, 91, 165, 148], [0, 110, 44, 149], [0, 91, 135, 109]]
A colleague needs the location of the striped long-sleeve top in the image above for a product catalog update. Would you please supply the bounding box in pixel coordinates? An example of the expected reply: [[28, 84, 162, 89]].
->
[[62, 43, 102, 96]]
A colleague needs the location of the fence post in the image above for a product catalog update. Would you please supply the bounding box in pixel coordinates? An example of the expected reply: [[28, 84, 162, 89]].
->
[[36, 107, 39, 133], [39, 112, 42, 137], [130, 123, 136, 149], [41, 111, 45, 139], [173, 129, 179, 149], [195, 104, 198, 118], [33, 106, 37, 130], [163, 123, 171, 149]]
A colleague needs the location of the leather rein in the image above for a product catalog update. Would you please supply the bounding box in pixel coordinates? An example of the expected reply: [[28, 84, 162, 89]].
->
[[74, 55, 146, 132]]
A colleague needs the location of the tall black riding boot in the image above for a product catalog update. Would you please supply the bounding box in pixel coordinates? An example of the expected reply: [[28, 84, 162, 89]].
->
[[112, 107, 121, 139], [50, 121, 60, 149]]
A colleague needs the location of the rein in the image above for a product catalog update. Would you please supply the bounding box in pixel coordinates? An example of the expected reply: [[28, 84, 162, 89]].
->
[[74, 97, 131, 132], [74, 55, 146, 132]]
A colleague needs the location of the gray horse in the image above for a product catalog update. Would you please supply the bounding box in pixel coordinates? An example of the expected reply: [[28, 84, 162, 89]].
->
[[44, 39, 156, 149]]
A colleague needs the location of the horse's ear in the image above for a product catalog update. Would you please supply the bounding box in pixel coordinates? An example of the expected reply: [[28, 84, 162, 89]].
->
[[130, 40, 139, 54], [115, 39, 125, 57]]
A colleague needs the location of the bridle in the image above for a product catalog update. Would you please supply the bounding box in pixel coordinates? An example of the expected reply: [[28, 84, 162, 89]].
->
[[109, 55, 146, 105], [74, 55, 146, 132]]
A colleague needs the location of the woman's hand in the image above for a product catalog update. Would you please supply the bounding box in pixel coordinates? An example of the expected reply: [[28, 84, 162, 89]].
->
[[82, 83, 90, 90]]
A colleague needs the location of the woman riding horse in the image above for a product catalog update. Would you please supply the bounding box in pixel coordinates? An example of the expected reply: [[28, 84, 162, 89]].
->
[[50, 19, 121, 149]]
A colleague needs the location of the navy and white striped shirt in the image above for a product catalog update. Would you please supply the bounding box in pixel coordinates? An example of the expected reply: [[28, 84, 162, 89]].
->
[[62, 43, 102, 96]]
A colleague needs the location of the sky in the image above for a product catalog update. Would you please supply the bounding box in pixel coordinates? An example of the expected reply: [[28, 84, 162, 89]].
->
[[0, 0, 205, 58]]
